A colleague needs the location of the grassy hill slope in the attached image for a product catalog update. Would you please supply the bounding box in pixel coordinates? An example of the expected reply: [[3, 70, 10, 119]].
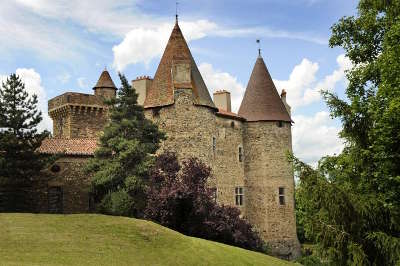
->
[[0, 214, 294, 266]]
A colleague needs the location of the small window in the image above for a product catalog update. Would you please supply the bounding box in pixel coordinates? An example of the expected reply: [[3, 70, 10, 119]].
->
[[212, 136, 216, 152], [50, 164, 61, 173], [211, 188, 217, 202], [279, 187, 285, 205], [238, 147, 243, 162], [230, 121, 235, 128], [235, 187, 244, 206], [277, 121, 283, 128], [152, 107, 161, 117]]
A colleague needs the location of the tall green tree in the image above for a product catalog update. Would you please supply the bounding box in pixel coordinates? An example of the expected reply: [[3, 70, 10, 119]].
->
[[86, 74, 165, 217], [295, 1, 400, 265], [0, 74, 49, 185]]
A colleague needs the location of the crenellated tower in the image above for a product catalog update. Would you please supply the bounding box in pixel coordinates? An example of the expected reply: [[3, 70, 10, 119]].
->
[[48, 70, 115, 138]]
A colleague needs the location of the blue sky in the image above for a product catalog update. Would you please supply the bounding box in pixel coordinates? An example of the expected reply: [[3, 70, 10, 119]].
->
[[0, 0, 359, 164]]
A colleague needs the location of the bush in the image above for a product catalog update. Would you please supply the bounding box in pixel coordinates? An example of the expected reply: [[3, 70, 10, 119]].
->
[[145, 152, 265, 252]]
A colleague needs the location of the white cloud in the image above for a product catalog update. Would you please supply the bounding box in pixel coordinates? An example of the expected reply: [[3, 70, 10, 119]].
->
[[57, 73, 71, 84], [1, 69, 52, 132], [77, 77, 88, 89], [274, 54, 352, 109], [292, 111, 343, 166], [112, 20, 218, 71], [199, 63, 245, 112]]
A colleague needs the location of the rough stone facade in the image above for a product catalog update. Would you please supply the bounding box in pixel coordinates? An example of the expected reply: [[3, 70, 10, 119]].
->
[[38, 20, 301, 259]]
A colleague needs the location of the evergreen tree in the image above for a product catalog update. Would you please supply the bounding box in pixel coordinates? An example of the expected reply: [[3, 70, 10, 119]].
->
[[295, 1, 400, 265], [0, 73, 49, 185], [86, 74, 165, 217]]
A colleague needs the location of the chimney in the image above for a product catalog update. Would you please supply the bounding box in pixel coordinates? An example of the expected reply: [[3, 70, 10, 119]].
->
[[280, 89, 291, 116], [213, 90, 232, 112], [132, 76, 153, 105]]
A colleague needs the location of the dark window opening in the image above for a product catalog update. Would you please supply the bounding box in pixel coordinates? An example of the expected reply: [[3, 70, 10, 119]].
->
[[152, 107, 161, 117], [50, 164, 61, 173], [238, 147, 243, 162], [279, 187, 285, 205], [212, 136, 216, 152], [277, 121, 284, 128], [230, 121, 235, 128], [235, 187, 244, 206], [48, 186, 63, 213]]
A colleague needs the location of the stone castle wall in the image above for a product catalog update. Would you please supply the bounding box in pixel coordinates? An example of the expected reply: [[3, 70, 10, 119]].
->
[[243, 121, 300, 259]]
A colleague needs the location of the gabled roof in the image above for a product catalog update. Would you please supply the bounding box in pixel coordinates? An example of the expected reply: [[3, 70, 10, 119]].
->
[[38, 138, 98, 156], [93, 70, 117, 90], [144, 21, 215, 109], [238, 56, 291, 122]]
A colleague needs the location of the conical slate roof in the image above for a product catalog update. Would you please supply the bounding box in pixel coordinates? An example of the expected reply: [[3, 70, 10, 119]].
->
[[93, 70, 117, 90], [144, 21, 215, 109], [238, 56, 291, 122]]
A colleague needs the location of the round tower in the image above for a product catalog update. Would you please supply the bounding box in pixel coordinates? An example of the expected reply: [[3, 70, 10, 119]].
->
[[239, 55, 300, 259], [93, 69, 117, 99]]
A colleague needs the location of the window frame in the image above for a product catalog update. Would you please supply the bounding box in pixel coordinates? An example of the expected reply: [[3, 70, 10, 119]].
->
[[235, 187, 244, 206], [279, 187, 285, 205]]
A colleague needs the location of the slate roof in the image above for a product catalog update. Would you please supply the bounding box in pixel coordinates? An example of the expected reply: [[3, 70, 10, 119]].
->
[[38, 138, 98, 156], [144, 21, 215, 109], [238, 56, 292, 122], [216, 109, 245, 121], [93, 70, 117, 90]]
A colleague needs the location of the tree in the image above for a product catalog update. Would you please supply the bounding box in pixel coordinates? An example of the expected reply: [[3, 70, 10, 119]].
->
[[86, 74, 165, 217], [0, 74, 50, 211], [0, 74, 49, 184], [145, 152, 266, 253], [294, 1, 400, 265]]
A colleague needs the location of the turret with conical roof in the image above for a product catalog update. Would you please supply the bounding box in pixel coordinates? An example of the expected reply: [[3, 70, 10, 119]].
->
[[93, 69, 117, 99], [238, 55, 291, 122], [144, 20, 215, 109], [241, 54, 300, 258]]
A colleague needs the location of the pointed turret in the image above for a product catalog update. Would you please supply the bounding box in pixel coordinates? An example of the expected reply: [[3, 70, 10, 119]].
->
[[144, 20, 215, 109], [93, 69, 117, 99], [238, 56, 291, 122]]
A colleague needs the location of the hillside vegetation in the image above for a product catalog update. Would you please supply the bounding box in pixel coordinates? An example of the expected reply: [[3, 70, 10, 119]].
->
[[0, 214, 294, 266]]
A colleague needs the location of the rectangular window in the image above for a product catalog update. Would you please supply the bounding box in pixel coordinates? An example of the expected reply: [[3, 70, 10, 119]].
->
[[279, 187, 285, 205], [277, 121, 284, 128], [238, 146, 243, 162], [235, 187, 244, 206], [212, 136, 216, 152]]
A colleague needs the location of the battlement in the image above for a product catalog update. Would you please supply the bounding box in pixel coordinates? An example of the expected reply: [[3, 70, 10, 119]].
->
[[48, 92, 106, 112], [134, 75, 152, 81]]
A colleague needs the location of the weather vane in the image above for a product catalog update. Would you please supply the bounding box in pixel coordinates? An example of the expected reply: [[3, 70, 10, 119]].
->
[[256, 39, 261, 56], [176, 1, 179, 22]]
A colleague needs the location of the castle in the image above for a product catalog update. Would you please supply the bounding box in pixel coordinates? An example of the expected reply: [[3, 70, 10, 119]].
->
[[38, 19, 300, 258]]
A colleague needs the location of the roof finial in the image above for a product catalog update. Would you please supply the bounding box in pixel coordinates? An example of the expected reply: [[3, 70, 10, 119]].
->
[[175, 1, 179, 23], [104, 66, 107, 71], [256, 39, 261, 57]]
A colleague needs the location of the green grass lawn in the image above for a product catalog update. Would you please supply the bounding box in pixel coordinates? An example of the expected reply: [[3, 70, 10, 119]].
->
[[0, 213, 295, 266]]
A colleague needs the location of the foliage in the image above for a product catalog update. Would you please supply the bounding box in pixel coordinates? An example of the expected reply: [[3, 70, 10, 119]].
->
[[294, 2, 400, 265], [0, 73, 50, 185], [144, 152, 266, 253], [86, 74, 165, 217]]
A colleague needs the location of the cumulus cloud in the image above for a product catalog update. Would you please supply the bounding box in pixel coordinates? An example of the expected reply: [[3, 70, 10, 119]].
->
[[77, 77, 88, 89], [1, 69, 52, 132], [274, 54, 352, 109], [292, 112, 344, 166], [199, 63, 245, 112], [112, 20, 218, 71]]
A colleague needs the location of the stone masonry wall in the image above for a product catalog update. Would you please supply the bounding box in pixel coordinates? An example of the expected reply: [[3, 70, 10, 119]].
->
[[243, 121, 300, 259], [213, 116, 245, 212]]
